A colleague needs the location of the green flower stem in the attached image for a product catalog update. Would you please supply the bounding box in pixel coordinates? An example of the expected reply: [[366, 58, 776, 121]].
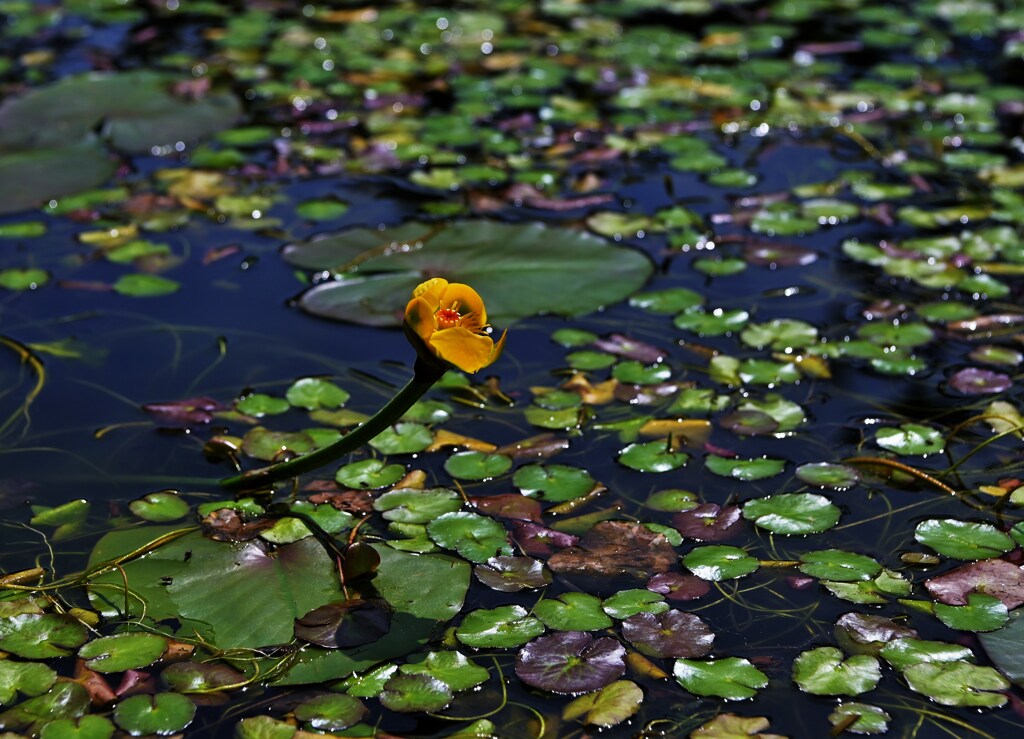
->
[[220, 361, 446, 491]]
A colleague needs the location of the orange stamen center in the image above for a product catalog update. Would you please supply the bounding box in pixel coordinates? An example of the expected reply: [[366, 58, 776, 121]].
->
[[436, 306, 462, 329]]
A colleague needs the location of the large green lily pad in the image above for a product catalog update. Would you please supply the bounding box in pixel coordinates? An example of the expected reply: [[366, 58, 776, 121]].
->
[[282, 220, 653, 327], [0, 71, 241, 154]]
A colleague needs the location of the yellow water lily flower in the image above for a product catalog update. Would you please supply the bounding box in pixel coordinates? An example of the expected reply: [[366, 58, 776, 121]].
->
[[404, 278, 507, 373]]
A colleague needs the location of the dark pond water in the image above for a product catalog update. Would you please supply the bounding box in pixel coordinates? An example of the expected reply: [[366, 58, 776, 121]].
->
[[1, 1, 1024, 738]]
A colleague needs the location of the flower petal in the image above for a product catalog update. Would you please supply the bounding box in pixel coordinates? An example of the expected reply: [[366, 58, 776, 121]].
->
[[430, 327, 496, 373], [405, 296, 437, 342], [413, 278, 448, 310], [442, 283, 487, 327]]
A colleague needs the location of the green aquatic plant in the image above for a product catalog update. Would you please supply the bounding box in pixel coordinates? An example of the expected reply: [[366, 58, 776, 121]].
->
[[220, 277, 506, 491]]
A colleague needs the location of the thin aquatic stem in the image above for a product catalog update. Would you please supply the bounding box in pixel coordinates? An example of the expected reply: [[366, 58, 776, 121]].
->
[[220, 360, 445, 492]]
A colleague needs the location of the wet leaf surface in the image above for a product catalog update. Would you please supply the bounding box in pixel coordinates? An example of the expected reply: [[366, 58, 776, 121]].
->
[[515, 631, 626, 695], [621, 610, 714, 659], [547, 521, 677, 579]]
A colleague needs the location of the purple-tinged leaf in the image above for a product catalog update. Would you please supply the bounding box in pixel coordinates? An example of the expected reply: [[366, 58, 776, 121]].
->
[[622, 610, 714, 658], [516, 631, 626, 694]]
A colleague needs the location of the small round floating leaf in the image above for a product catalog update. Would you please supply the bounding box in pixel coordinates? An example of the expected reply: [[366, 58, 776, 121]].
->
[[740, 319, 818, 351], [456, 605, 545, 649], [630, 288, 704, 314], [552, 328, 598, 347], [0, 613, 88, 658], [374, 488, 461, 524], [622, 610, 714, 659], [112, 274, 180, 298], [234, 716, 298, 739], [427, 512, 512, 563], [379, 673, 452, 713], [0, 268, 48, 291], [612, 361, 672, 385], [742, 493, 841, 535], [113, 692, 196, 736], [241, 428, 315, 461], [513, 464, 595, 502], [78, 633, 168, 673], [874, 424, 944, 455], [0, 660, 57, 704], [719, 410, 778, 436], [934, 593, 1009, 632], [705, 454, 785, 481], [857, 321, 934, 348], [444, 451, 512, 480], [369, 422, 433, 454], [948, 367, 1012, 395], [296, 198, 350, 221], [903, 661, 1008, 707], [795, 462, 861, 489], [285, 378, 350, 410], [562, 680, 643, 728], [683, 546, 759, 581], [647, 573, 711, 602], [293, 693, 366, 731], [674, 308, 750, 336], [618, 441, 689, 473], [673, 504, 742, 542], [516, 631, 626, 695], [880, 638, 974, 672], [827, 703, 891, 735], [693, 256, 747, 277], [645, 489, 698, 512], [600, 589, 668, 619], [235, 394, 290, 417], [39, 716, 116, 739], [335, 459, 405, 489], [799, 550, 881, 582], [534, 593, 613, 631], [793, 647, 881, 696], [400, 650, 489, 692], [401, 399, 452, 423], [565, 350, 616, 371], [673, 657, 768, 700], [914, 519, 1014, 560], [128, 492, 189, 522], [161, 661, 245, 692]]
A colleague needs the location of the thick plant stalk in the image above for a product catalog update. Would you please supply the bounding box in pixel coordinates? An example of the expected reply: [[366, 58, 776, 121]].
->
[[220, 361, 445, 492]]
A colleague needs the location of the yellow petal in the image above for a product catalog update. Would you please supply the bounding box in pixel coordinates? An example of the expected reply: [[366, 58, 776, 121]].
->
[[429, 327, 496, 373], [412, 278, 448, 310], [489, 328, 507, 363], [442, 282, 487, 327], [404, 296, 437, 342]]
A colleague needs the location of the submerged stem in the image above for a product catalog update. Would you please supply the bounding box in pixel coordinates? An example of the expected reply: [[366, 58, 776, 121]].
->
[[220, 361, 445, 492]]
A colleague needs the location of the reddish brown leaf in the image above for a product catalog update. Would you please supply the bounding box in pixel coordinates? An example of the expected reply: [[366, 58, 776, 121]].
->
[[926, 559, 1024, 608], [547, 521, 677, 578]]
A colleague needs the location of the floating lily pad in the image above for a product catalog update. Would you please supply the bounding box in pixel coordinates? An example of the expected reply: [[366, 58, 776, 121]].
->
[[874, 423, 944, 455], [335, 458, 406, 489], [515, 631, 626, 695], [0, 268, 48, 291], [0, 613, 88, 659], [903, 661, 1008, 707], [683, 546, 759, 581], [374, 488, 461, 524], [78, 633, 168, 673], [293, 693, 366, 731], [0, 683, 89, 734], [112, 274, 180, 298], [795, 462, 861, 489], [799, 550, 881, 582], [914, 519, 1014, 560], [622, 610, 713, 659], [644, 489, 699, 512], [600, 589, 668, 619], [0, 661, 57, 705], [705, 454, 786, 481], [880, 638, 975, 672], [513, 464, 595, 502], [427, 511, 512, 563], [128, 491, 190, 522], [674, 308, 750, 336], [827, 703, 891, 735], [285, 221, 652, 327], [112, 693, 196, 736], [285, 378, 350, 410], [400, 651, 489, 692], [925, 558, 1024, 609], [630, 288, 704, 314], [534, 593, 613, 631], [618, 441, 689, 472], [793, 647, 881, 696], [369, 422, 433, 454], [562, 680, 643, 728], [742, 493, 841, 535], [934, 593, 1008, 632], [444, 451, 512, 480], [948, 367, 1013, 395], [456, 605, 545, 649], [673, 504, 742, 542], [673, 657, 768, 700]]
